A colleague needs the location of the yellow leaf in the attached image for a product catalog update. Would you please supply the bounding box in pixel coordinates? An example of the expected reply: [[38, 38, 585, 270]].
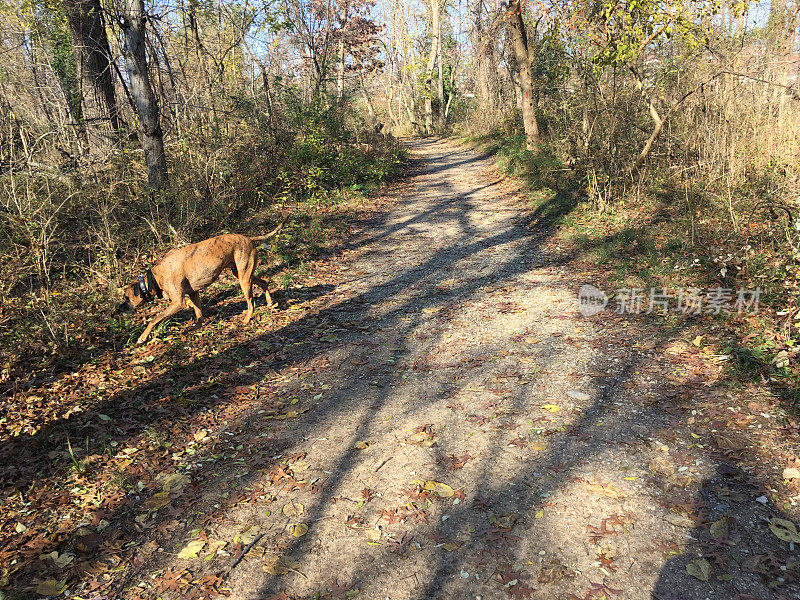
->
[[442, 542, 461, 551], [292, 523, 308, 538], [541, 404, 561, 412], [535, 510, 544, 519], [692, 336, 703, 347], [177, 540, 206, 559], [769, 518, 800, 543], [424, 481, 454, 497], [36, 579, 67, 596]]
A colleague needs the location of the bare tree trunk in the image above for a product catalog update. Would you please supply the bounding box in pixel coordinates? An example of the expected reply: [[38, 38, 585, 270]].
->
[[63, 0, 120, 151], [121, 0, 168, 188], [506, 0, 539, 149], [437, 26, 445, 127], [337, 38, 345, 101], [473, 1, 494, 112], [425, 0, 442, 134], [767, 0, 790, 86], [631, 67, 662, 171]]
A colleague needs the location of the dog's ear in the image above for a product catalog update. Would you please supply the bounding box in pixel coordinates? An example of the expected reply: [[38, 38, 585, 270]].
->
[[132, 283, 141, 297]]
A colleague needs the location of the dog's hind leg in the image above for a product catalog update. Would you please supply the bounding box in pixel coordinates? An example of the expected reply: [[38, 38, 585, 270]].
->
[[137, 300, 185, 344], [236, 257, 257, 325], [187, 291, 205, 329], [252, 275, 273, 307]]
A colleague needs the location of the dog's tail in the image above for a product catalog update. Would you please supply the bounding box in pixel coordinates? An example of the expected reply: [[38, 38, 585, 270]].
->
[[250, 219, 286, 243]]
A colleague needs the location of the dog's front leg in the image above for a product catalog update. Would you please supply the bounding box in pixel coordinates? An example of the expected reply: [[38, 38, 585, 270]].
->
[[137, 300, 185, 344]]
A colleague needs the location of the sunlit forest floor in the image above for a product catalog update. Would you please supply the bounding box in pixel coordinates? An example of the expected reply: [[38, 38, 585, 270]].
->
[[3, 139, 799, 600]]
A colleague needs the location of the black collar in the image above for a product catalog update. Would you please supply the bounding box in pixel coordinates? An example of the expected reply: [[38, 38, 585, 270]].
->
[[137, 269, 163, 302]]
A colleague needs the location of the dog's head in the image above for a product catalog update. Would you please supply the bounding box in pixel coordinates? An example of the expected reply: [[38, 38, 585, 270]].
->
[[117, 282, 147, 314]]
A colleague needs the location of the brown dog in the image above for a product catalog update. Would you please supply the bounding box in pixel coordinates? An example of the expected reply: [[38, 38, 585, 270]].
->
[[118, 224, 282, 344]]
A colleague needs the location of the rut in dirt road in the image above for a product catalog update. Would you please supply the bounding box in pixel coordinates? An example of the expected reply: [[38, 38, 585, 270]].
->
[[138, 139, 798, 600]]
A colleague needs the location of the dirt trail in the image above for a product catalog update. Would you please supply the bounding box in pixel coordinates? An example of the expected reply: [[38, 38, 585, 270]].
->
[[12, 139, 796, 600], [136, 138, 794, 600]]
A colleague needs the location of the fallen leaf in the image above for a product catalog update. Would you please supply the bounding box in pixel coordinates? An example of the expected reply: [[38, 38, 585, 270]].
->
[[709, 515, 737, 539], [364, 528, 381, 542], [36, 579, 67, 596], [424, 481, 454, 498], [177, 539, 206, 559], [238, 525, 262, 545], [686, 558, 711, 581], [648, 456, 675, 477], [783, 467, 800, 480], [494, 513, 519, 529], [442, 542, 462, 551], [282, 502, 305, 518], [161, 472, 191, 493], [769, 518, 800, 543], [664, 513, 694, 528], [541, 404, 561, 412], [263, 555, 301, 575], [40, 551, 74, 569], [143, 491, 171, 512], [292, 523, 309, 538], [538, 559, 575, 584], [204, 540, 227, 559]]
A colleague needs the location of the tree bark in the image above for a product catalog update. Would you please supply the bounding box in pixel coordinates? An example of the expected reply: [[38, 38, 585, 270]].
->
[[63, 0, 120, 150], [121, 0, 168, 189], [631, 67, 662, 172], [473, 1, 494, 112], [424, 0, 443, 134], [436, 22, 445, 127], [506, 0, 539, 149], [337, 38, 345, 101]]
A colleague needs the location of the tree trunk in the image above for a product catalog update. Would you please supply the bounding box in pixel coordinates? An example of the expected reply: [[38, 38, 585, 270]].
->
[[631, 68, 662, 172], [506, 0, 539, 149], [121, 0, 168, 189], [767, 0, 790, 87], [473, 1, 493, 112], [337, 38, 345, 101], [63, 0, 120, 151], [424, 0, 442, 134], [436, 25, 445, 127]]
